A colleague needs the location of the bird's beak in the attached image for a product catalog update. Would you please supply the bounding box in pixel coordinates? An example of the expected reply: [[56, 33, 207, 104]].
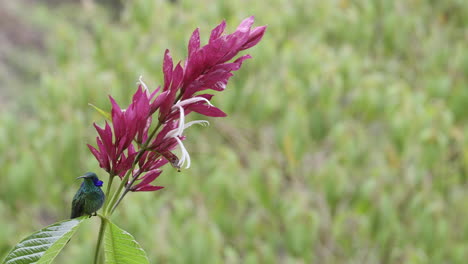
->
[[76, 175, 87, 180]]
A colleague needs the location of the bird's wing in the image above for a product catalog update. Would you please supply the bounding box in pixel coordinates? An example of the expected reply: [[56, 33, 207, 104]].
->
[[70, 196, 85, 219]]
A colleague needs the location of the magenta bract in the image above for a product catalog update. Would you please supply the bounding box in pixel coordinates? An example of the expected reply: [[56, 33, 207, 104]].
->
[[88, 17, 266, 192]]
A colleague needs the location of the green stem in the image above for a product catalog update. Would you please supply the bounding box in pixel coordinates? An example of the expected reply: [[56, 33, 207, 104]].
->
[[104, 170, 130, 215], [92, 94, 182, 263], [105, 122, 163, 215], [110, 167, 145, 213], [93, 216, 107, 264], [102, 173, 115, 213], [110, 189, 130, 214], [110, 157, 157, 213], [105, 93, 181, 214], [105, 174, 114, 196]]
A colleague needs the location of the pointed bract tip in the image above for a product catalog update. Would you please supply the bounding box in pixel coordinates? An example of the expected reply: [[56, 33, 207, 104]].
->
[[237, 16, 255, 31]]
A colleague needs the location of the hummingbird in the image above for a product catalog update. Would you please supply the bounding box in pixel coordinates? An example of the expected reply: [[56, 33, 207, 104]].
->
[[71, 172, 105, 218]]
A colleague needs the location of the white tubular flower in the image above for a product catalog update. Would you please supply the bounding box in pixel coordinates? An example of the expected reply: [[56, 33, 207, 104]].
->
[[173, 96, 214, 109], [184, 120, 210, 129], [175, 105, 185, 137], [164, 120, 210, 140], [165, 96, 213, 139], [162, 96, 213, 170], [175, 137, 191, 169], [138, 75, 151, 96]]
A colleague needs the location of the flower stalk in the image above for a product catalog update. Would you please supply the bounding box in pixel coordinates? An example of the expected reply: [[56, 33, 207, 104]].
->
[[94, 216, 107, 264], [104, 121, 163, 215], [87, 16, 266, 264]]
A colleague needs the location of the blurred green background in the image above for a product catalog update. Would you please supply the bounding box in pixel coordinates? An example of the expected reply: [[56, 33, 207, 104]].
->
[[1, 0, 467, 263]]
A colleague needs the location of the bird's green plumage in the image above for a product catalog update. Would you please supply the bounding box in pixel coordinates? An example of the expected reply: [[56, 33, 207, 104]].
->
[[71, 173, 105, 218]]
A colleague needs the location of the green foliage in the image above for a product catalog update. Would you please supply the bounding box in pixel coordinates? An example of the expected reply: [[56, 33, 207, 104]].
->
[[104, 220, 149, 264], [0, 0, 467, 263], [2, 218, 86, 264]]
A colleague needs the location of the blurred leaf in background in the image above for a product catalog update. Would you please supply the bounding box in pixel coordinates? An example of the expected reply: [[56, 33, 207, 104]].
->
[[1, 0, 467, 263]]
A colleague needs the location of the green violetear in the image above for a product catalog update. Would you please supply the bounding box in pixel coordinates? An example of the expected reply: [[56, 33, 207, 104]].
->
[[71, 172, 105, 218]]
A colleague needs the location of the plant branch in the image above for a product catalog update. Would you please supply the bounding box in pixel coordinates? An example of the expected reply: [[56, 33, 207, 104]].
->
[[102, 173, 115, 213], [110, 189, 130, 214], [105, 93, 182, 215], [105, 122, 163, 215], [108, 95, 185, 213], [104, 170, 131, 215], [93, 216, 107, 264]]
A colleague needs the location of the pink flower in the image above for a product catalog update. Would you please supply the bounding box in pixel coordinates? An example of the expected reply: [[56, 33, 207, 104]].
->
[[151, 16, 266, 170], [130, 169, 164, 192], [87, 87, 150, 177], [88, 17, 266, 192]]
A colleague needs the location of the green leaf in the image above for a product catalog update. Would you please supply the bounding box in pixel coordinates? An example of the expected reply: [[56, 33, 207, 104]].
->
[[104, 220, 149, 264], [2, 217, 86, 264], [89, 103, 112, 121]]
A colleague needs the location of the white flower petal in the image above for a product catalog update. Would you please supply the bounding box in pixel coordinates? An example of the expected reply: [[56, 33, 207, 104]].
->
[[164, 120, 209, 140], [175, 137, 191, 169], [176, 105, 185, 137], [138, 75, 151, 96], [184, 120, 210, 129], [138, 75, 148, 90], [164, 129, 178, 140], [173, 96, 213, 109]]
